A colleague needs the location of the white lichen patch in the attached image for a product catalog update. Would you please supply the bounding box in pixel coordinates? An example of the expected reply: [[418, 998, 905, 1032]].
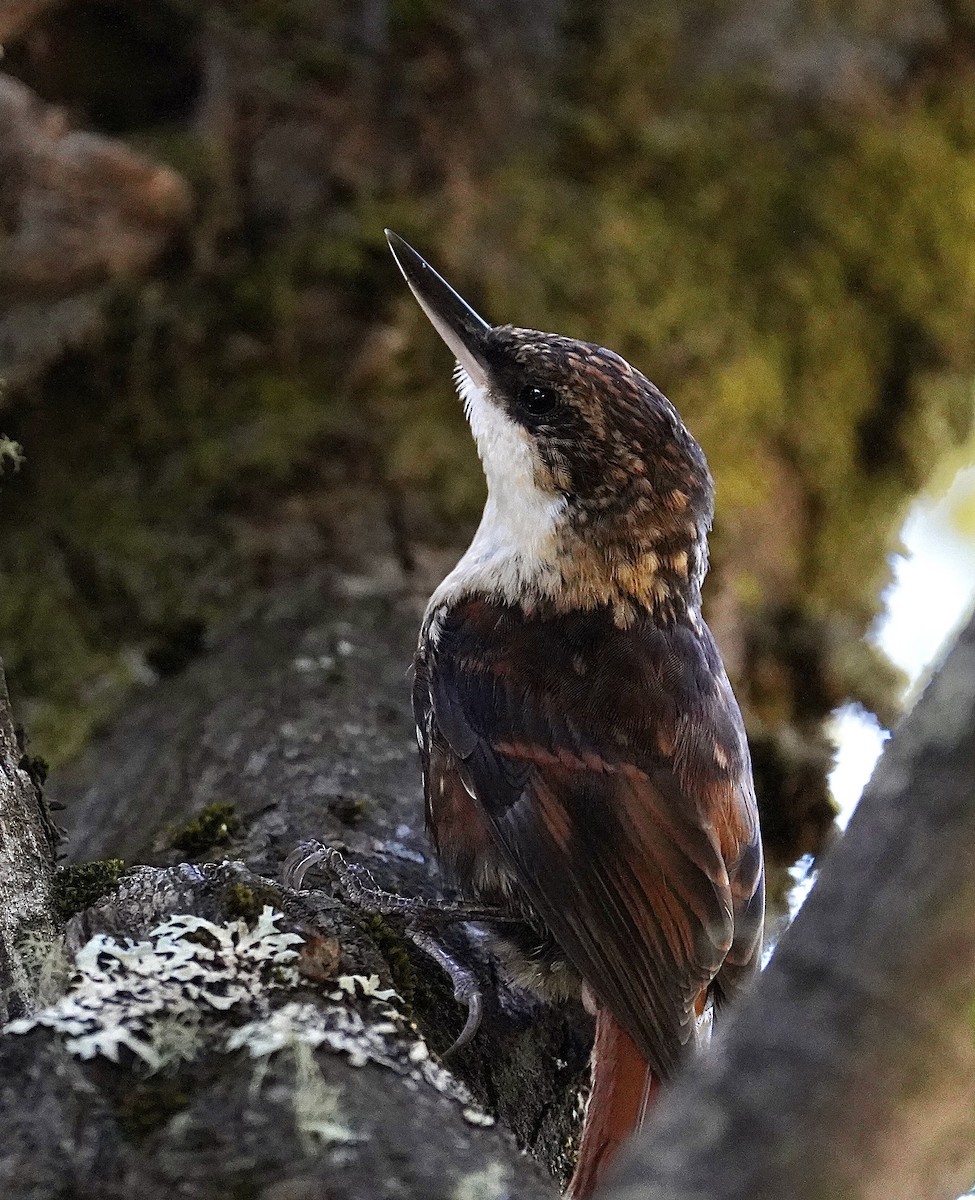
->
[[454, 1163, 511, 1200], [462, 1107, 496, 1128], [290, 1040, 357, 1148], [231, 998, 433, 1077], [331, 973, 399, 1002], [5, 908, 500, 1133], [5, 907, 303, 1070], [15, 930, 73, 1008], [227, 995, 492, 1124]]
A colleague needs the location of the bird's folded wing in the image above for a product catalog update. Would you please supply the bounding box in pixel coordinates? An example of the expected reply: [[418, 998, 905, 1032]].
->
[[420, 599, 758, 1077]]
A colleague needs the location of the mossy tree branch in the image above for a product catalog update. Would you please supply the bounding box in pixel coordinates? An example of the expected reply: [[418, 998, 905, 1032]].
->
[[0, 581, 587, 1199]]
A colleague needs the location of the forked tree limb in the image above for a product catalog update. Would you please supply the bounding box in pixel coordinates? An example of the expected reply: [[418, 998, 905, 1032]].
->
[[601, 609, 975, 1200]]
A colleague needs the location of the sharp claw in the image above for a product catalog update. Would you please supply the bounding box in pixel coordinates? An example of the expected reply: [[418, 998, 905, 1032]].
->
[[281, 843, 487, 1052], [442, 985, 483, 1058], [282, 842, 328, 890], [407, 927, 484, 1055]]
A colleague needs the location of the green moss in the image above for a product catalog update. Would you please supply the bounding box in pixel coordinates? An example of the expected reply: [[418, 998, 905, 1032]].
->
[[330, 794, 368, 827], [389, 0, 446, 36], [169, 802, 240, 857], [223, 881, 281, 921], [357, 913, 417, 1016], [52, 860, 125, 922], [113, 1077, 191, 1142], [0, 205, 375, 763]]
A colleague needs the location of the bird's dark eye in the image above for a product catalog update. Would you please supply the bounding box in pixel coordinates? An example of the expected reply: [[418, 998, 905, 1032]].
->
[[516, 384, 558, 417]]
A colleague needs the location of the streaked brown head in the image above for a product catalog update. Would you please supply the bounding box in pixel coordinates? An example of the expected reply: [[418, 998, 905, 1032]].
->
[[482, 325, 712, 540], [387, 230, 713, 615]]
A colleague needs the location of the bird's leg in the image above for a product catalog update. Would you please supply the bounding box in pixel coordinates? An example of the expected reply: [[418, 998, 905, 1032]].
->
[[405, 928, 484, 1057], [281, 841, 506, 1055], [283, 842, 420, 913], [282, 841, 511, 927], [282, 841, 425, 913]]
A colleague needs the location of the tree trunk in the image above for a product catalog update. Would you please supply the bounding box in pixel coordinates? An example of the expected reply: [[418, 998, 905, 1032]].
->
[[0, 659, 57, 1023]]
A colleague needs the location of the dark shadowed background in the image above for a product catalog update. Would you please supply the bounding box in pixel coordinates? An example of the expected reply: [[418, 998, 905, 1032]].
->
[[2, 0, 975, 894]]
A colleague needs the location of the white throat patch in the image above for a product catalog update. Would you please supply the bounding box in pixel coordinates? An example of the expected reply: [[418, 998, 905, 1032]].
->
[[428, 366, 567, 610]]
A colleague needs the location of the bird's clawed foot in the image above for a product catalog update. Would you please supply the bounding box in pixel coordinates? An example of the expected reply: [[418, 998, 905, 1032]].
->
[[283, 841, 427, 916], [281, 841, 331, 893], [283, 841, 511, 926], [407, 927, 484, 1055], [281, 840, 501, 1056]]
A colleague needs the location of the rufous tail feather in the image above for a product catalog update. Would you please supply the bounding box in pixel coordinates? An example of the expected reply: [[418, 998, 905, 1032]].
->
[[566, 1008, 660, 1199]]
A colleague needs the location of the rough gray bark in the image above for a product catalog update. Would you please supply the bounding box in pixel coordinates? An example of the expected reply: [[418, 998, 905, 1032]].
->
[[0, 658, 57, 1023], [4, 571, 588, 1199], [601, 610, 975, 1200], [0, 857, 565, 1200]]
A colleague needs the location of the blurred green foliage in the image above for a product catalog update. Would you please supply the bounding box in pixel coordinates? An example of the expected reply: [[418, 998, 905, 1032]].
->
[[1, 1, 974, 769]]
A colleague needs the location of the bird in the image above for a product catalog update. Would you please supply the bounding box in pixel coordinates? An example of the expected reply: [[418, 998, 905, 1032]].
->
[[386, 229, 765, 1199]]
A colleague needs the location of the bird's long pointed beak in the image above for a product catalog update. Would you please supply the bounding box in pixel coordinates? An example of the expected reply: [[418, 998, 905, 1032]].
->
[[385, 229, 492, 387]]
